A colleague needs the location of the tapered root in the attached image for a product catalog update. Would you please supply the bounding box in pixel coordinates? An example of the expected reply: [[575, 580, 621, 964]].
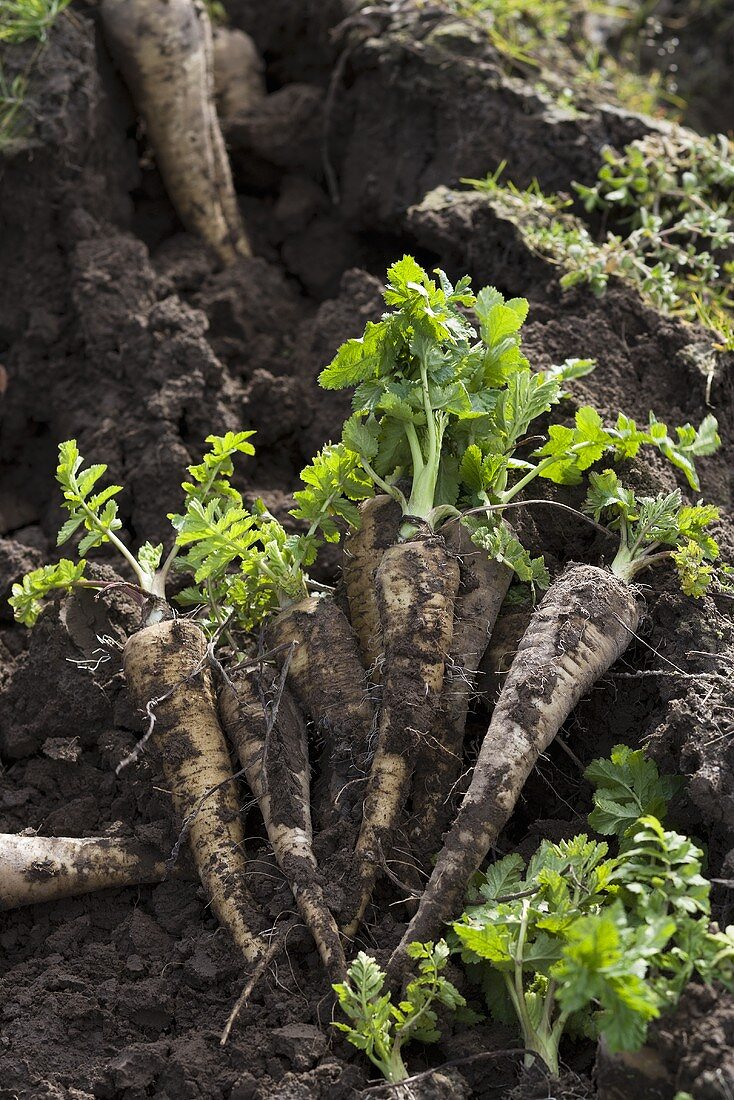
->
[[0, 834, 170, 910], [212, 27, 265, 125], [219, 668, 347, 981], [477, 602, 534, 709], [264, 597, 375, 827], [388, 564, 640, 981], [100, 0, 250, 265], [410, 523, 512, 856], [124, 618, 264, 965], [342, 494, 402, 681], [345, 536, 460, 936]]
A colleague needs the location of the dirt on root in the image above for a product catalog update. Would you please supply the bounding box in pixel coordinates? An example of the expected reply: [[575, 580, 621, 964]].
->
[[1, 1, 734, 1097]]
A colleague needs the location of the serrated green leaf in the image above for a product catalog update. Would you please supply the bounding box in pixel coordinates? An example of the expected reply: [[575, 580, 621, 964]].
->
[[9, 559, 89, 626], [585, 745, 681, 836]]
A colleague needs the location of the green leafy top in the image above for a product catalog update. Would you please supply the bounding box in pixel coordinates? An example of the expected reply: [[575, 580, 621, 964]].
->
[[10, 439, 158, 624], [304, 258, 601, 569], [9, 432, 263, 630], [10, 558, 89, 628], [585, 744, 682, 837], [333, 941, 465, 1084], [290, 443, 373, 542], [303, 257, 719, 595], [467, 147, 734, 325], [172, 495, 317, 632], [584, 468, 728, 595], [453, 748, 734, 1073]]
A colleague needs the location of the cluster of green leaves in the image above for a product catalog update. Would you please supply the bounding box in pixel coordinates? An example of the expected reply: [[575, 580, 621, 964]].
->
[[333, 941, 467, 1084], [166, 431, 345, 631], [300, 255, 721, 592], [453, 745, 734, 1074], [0, 63, 28, 155], [173, 496, 314, 632], [441, 0, 679, 117], [301, 255, 604, 582], [9, 439, 163, 624], [290, 443, 373, 542], [584, 467, 731, 595], [466, 132, 734, 329], [10, 558, 89, 628], [0, 0, 71, 42], [9, 431, 328, 635], [576, 131, 734, 317]]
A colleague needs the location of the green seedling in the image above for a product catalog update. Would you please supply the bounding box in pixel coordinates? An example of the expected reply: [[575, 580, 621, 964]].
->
[[452, 747, 734, 1074], [333, 941, 466, 1083], [388, 474, 727, 982], [10, 432, 256, 626], [584, 468, 732, 596]]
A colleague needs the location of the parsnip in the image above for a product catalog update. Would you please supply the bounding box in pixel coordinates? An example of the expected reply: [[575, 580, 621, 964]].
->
[[388, 564, 640, 980], [264, 596, 375, 827], [124, 617, 265, 964], [100, 0, 250, 265], [212, 26, 265, 125], [410, 522, 512, 856], [342, 494, 402, 681], [0, 834, 171, 910], [219, 667, 346, 981], [345, 536, 461, 937]]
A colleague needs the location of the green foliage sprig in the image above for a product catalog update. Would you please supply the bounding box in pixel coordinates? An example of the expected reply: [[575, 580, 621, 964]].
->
[[466, 132, 734, 328], [584, 468, 731, 595], [9, 432, 285, 632], [453, 746, 734, 1074], [300, 256, 719, 594], [0, 0, 72, 42], [333, 942, 466, 1084]]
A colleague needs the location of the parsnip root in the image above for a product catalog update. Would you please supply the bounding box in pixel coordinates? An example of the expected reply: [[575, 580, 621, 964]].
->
[[100, 0, 250, 265], [410, 523, 512, 856], [387, 564, 640, 981], [0, 834, 170, 910], [212, 27, 265, 125], [342, 494, 402, 681], [219, 667, 347, 981], [345, 536, 460, 936], [124, 618, 264, 965], [264, 597, 375, 827]]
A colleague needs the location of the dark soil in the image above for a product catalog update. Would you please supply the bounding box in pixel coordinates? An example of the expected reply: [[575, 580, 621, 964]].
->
[[1, 2, 733, 1097]]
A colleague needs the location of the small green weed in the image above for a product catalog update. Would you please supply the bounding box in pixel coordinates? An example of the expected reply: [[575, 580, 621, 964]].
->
[[0, 0, 72, 43], [0, 64, 28, 153], [465, 130, 734, 335]]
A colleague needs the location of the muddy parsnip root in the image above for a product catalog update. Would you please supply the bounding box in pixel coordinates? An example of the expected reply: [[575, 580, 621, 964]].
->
[[345, 536, 461, 937], [410, 523, 512, 856], [342, 494, 402, 681], [387, 564, 640, 981], [100, 0, 250, 265], [219, 667, 347, 982], [477, 602, 534, 709], [123, 618, 264, 965], [212, 27, 265, 125], [0, 834, 170, 910], [264, 597, 375, 828]]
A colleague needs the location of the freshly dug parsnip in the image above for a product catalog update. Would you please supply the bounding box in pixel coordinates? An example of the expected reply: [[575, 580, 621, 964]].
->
[[0, 833, 171, 909], [100, 0, 250, 264]]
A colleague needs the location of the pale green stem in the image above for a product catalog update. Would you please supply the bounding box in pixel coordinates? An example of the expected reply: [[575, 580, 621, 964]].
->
[[361, 457, 408, 510], [500, 455, 561, 504], [78, 500, 150, 591], [405, 421, 425, 481]]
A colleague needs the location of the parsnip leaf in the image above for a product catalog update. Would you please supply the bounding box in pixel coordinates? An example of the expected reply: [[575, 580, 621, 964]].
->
[[333, 942, 464, 1083], [9, 559, 88, 626], [585, 745, 682, 836]]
